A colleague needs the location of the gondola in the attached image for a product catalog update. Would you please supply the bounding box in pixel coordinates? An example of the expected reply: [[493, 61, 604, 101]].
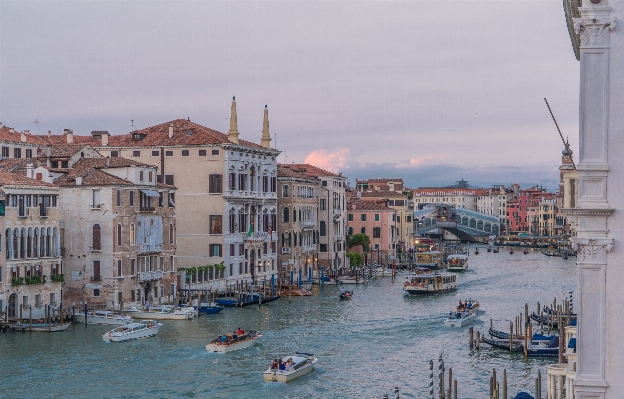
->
[[492, 247, 500, 253], [488, 326, 555, 341], [481, 335, 560, 357], [487, 247, 492, 253], [529, 311, 576, 328], [509, 248, 514, 254], [339, 291, 353, 300]]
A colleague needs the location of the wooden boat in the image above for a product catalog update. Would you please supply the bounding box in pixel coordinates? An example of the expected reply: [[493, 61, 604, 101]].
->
[[481, 335, 560, 357], [493, 247, 500, 253], [206, 330, 262, 353], [487, 247, 492, 253], [291, 289, 312, 296], [444, 310, 477, 327], [336, 276, 362, 285], [509, 248, 514, 254], [263, 353, 318, 383], [12, 322, 70, 332], [488, 326, 555, 341], [102, 320, 162, 342], [339, 291, 353, 300], [446, 254, 468, 272], [73, 310, 134, 325], [403, 272, 457, 295], [474, 248, 479, 255]]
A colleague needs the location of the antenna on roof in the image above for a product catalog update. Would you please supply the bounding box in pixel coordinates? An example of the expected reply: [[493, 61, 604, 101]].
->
[[131, 119, 135, 130], [544, 98, 576, 170], [33, 119, 39, 135]]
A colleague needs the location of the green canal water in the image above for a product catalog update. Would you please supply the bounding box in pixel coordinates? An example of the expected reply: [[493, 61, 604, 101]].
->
[[0, 250, 575, 399]]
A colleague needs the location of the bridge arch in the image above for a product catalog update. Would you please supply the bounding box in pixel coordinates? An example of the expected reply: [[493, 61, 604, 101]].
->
[[462, 217, 468, 226], [492, 224, 499, 235], [484, 222, 492, 233], [469, 218, 476, 229], [477, 220, 483, 230]]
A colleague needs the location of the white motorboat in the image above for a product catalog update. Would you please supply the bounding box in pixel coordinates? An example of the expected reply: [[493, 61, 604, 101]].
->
[[446, 254, 469, 272], [123, 306, 191, 320], [102, 320, 162, 342], [206, 330, 262, 353], [153, 305, 198, 318], [336, 276, 362, 285], [444, 310, 477, 327], [403, 272, 458, 295], [375, 266, 394, 277], [263, 353, 318, 383], [73, 310, 134, 325]]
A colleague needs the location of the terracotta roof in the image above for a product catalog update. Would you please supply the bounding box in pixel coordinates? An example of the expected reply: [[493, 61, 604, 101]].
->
[[347, 199, 394, 211], [359, 190, 406, 198], [286, 163, 341, 178], [72, 157, 155, 169], [277, 164, 319, 180], [0, 170, 56, 188], [358, 178, 403, 183], [0, 125, 49, 146], [42, 119, 272, 150], [47, 144, 95, 158]]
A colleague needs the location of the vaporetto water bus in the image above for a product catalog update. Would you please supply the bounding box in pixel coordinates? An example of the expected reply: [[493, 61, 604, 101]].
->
[[415, 251, 444, 270], [403, 272, 458, 294]]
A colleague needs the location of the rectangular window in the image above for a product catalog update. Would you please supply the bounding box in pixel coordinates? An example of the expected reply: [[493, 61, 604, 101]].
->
[[110, 151, 119, 157], [131, 290, 135, 302], [151, 150, 160, 157], [239, 174, 246, 191], [158, 192, 164, 207], [93, 261, 101, 281], [320, 221, 326, 236], [361, 214, 366, 222], [406, 215, 412, 222], [169, 193, 175, 208], [116, 190, 122, 207], [322, 181, 327, 187], [61, 161, 69, 168], [209, 174, 222, 194], [170, 255, 174, 272], [1, 146, 8, 158], [148, 172, 153, 182], [14, 148, 21, 158], [320, 243, 327, 252], [25, 149, 32, 158], [271, 177, 277, 193], [361, 227, 366, 234], [210, 215, 222, 235], [92, 190, 101, 208], [229, 173, 236, 191], [320, 199, 326, 210], [117, 260, 122, 277], [35, 294, 42, 308], [373, 227, 381, 238], [230, 244, 236, 257], [131, 258, 136, 275], [181, 150, 190, 157], [132, 150, 141, 157], [263, 176, 269, 193], [211, 149, 220, 156], [129, 191, 135, 207], [139, 171, 144, 181], [209, 244, 222, 257], [199, 149, 207, 156], [348, 214, 353, 221], [165, 150, 173, 157], [51, 161, 58, 168], [374, 214, 380, 222]]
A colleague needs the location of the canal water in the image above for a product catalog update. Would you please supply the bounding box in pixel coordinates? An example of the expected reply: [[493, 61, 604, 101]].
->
[[0, 250, 575, 399]]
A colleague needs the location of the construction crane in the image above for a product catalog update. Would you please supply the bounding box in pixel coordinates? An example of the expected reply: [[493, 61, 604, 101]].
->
[[544, 98, 576, 169]]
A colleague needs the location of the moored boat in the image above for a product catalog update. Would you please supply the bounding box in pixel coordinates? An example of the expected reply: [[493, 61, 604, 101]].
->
[[446, 254, 469, 272], [375, 266, 394, 277], [12, 322, 70, 332], [196, 302, 224, 314], [206, 330, 262, 353], [74, 310, 134, 325], [415, 251, 444, 270], [102, 320, 162, 342], [403, 272, 458, 295], [263, 353, 318, 383], [123, 306, 190, 320], [339, 290, 353, 300], [336, 276, 362, 285]]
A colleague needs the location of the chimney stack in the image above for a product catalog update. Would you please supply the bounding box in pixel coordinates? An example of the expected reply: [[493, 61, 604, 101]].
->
[[64, 129, 74, 143], [9, 128, 14, 134], [26, 163, 34, 179], [261, 105, 271, 149], [0, 122, 3, 128], [47, 130, 51, 137], [102, 132, 109, 146], [76, 176, 82, 186], [20, 131, 27, 142], [168, 123, 174, 138], [227, 96, 240, 144]]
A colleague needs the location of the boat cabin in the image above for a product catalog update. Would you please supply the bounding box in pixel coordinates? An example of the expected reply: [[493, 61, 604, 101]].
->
[[415, 251, 444, 269]]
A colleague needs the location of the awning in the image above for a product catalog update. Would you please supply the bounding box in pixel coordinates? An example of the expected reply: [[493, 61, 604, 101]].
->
[[141, 189, 160, 197]]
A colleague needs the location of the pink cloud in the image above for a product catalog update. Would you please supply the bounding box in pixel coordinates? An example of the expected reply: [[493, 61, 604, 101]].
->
[[304, 148, 350, 173]]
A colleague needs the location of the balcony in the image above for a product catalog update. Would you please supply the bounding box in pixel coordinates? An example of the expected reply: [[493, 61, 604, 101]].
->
[[301, 220, 316, 229], [248, 232, 269, 243], [281, 247, 291, 254], [138, 270, 164, 281], [139, 206, 155, 212], [334, 234, 343, 242], [137, 243, 163, 254], [333, 207, 342, 215], [302, 244, 316, 253]]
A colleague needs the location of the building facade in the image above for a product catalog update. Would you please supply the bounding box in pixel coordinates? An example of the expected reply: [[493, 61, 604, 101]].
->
[[346, 198, 397, 265]]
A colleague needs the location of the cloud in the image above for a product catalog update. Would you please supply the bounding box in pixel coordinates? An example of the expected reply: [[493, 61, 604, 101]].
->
[[304, 148, 350, 174]]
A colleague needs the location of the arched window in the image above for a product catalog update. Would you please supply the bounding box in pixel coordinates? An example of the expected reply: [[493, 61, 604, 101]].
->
[[462, 217, 468, 226], [93, 224, 101, 250], [469, 219, 476, 229], [477, 220, 483, 230], [348, 226, 353, 235], [360, 227, 366, 234], [293, 208, 297, 223], [283, 207, 289, 223], [282, 185, 289, 197], [492, 225, 500, 235], [169, 223, 174, 245], [117, 224, 122, 247], [294, 232, 297, 247], [130, 224, 135, 246]]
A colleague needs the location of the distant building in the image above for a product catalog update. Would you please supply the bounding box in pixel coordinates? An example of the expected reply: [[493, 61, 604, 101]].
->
[[356, 178, 404, 192], [346, 198, 397, 265]]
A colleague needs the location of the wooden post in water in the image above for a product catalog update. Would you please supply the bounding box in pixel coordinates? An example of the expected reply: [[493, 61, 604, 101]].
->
[[509, 321, 514, 351], [537, 369, 542, 399], [525, 303, 529, 326], [476, 330, 480, 349], [20, 304, 23, 323], [47, 304, 51, 332], [493, 368, 497, 399], [503, 369, 507, 399], [453, 380, 457, 399], [559, 308, 565, 364], [429, 359, 434, 399], [490, 377, 494, 399], [29, 304, 33, 331], [394, 386, 399, 399], [448, 368, 452, 399], [469, 327, 474, 348], [524, 324, 528, 358], [84, 303, 88, 326]]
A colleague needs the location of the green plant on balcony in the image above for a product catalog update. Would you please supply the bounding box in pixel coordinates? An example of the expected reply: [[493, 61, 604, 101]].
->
[[11, 277, 24, 286], [51, 274, 64, 283], [24, 275, 46, 285]]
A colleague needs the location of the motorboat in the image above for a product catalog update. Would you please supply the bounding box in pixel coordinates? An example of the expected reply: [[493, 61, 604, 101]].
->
[[444, 310, 477, 327], [102, 320, 162, 342], [339, 290, 353, 300], [158, 305, 198, 318], [375, 266, 394, 277], [12, 322, 70, 332], [263, 353, 318, 383], [414, 251, 444, 270], [196, 302, 224, 314], [403, 272, 458, 295], [123, 306, 191, 320], [446, 254, 469, 272], [206, 330, 262, 353], [73, 310, 134, 325]]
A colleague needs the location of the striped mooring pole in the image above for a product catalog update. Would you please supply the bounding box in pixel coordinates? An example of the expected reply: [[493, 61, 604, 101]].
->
[[438, 349, 444, 399], [429, 359, 434, 399], [569, 291, 573, 313], [394, 386, 399, 399]]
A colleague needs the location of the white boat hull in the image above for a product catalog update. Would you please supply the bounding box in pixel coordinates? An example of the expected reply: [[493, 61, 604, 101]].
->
[[74, 313, 134, 325], [207, 335, 261, 353], [444, 313, 476, 327], [446, 266, 468, 272], [263, 358, 318, 382], [102, 323, 161, 342], [337, 277, 362, 284], [24, 323, 70, 332], [123, 310, 189, 320], [375, 268, 394, 277]]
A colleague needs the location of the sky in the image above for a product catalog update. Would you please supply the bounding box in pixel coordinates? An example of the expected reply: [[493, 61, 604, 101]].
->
[[0, 1, 580, 190]]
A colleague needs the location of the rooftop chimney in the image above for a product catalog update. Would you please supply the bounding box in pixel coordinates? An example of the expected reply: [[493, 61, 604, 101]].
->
[[64, 129, 74, 143], [261, 105, 271, 149], [47, 130, 51, 137], [102, 132, 109, 146], [0, 122, 3, 128], [76, 176, 82, 186], [9, 128, 14, 134], [20, 131, 27, 143], [227, 96, 240, 144], [168, 123, 174, 138], [26, 163, 34, 179]]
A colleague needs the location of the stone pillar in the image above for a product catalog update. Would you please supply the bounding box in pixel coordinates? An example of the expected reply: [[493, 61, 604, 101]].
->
[[567, 1, 618, 398]]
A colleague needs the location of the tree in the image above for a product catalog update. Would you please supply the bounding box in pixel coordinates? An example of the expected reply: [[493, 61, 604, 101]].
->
[[347, 233, 370, 252], [346, 252, 363, 268]]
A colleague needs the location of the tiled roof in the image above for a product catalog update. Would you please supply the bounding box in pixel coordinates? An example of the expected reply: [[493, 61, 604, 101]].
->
[[286, 163, 341, 178], [358, 178, 403, 183], [48, 144, 95, 158], [42, 119, 271, 150], [0, 170, 56, 188], [72, 157, 155, 169], [277, 164, 319, 180], [0, 125, 49, 146], [359, 190, 406, 198], [347, 199, 394, 211]]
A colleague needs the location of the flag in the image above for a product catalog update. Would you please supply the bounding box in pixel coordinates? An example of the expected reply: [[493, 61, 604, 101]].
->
[[248, 220, 253, 237]]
